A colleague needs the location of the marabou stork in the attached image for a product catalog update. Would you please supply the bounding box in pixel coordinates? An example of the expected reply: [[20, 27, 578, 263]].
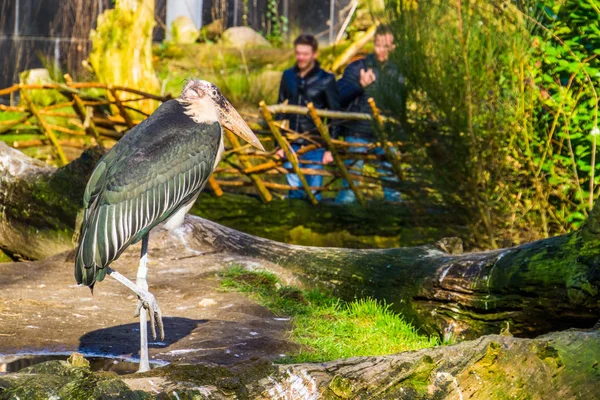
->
[[74, 80, 264, 372]]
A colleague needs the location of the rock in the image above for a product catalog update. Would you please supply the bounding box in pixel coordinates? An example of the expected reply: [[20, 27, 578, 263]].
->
[[67, 352, 90, 368], [19, 69, 66, 107], [0, 331, 598, 398], [199, 298, 217, 307], [200, 18, 224, 41], [19, 68, 52, 85], [220, 27, 272, 48], [0, 360, 148, 399], [171, 16, 200, 44]]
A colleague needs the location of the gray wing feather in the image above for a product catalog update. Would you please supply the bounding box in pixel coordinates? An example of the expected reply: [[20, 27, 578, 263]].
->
[[75, 101, 221, 287]]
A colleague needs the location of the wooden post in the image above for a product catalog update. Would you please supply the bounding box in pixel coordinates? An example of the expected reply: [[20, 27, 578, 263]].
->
[[64, 75, 103, 146], [20, 90, 68, 166], [259, 101, 318, 205], [108, 86, 135, 129], [306, 102, 366, 207], [0, 114, 30, 135], [225, 129, 273, 203], [208, 177, 224, 197], [368, 97, 405, 181]]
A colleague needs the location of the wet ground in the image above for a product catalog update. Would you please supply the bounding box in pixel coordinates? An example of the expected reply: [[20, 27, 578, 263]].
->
[[0, 224, 301, 374]]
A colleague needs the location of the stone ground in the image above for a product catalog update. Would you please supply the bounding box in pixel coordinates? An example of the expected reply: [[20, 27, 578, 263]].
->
[[0, 226, 302, 391]]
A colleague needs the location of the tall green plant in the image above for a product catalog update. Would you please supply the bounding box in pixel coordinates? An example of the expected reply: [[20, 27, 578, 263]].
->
[[384, 0, 600, 247], [531, 0, 600, 223]]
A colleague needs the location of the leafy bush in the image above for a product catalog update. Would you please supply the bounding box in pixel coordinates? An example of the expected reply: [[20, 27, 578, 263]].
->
[[384, 0, 600, 247]]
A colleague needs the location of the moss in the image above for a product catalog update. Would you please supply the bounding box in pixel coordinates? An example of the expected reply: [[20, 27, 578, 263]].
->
[[0, 374, 69, 400], [19, 69, 67, 108], [477, 341, 502, 368], [328, 375, 354, 398], [0, 359, 153, 400], [402, 355, 436, 395], [535, 343, 563, 369], [0, 249, 13, 263], [68, 352, 91, 368], [89, 0, 160, 115]]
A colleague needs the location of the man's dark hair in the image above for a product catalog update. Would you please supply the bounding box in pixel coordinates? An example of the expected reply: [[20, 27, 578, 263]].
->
[[375, 24, 393, 37], [294, 34, 318, 52]]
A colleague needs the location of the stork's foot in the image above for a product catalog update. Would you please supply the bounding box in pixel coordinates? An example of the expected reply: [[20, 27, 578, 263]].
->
[[134, 291, 165, 341]]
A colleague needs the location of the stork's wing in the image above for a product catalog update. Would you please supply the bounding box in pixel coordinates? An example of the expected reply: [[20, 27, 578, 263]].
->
[[75, 100, 222, 287]]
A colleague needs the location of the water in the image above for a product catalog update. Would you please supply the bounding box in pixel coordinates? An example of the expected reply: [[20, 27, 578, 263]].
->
[[0, 352, 168, 375]]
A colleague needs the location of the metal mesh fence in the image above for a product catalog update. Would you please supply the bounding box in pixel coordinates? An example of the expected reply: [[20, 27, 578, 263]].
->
[[0, 0, 355, 93]]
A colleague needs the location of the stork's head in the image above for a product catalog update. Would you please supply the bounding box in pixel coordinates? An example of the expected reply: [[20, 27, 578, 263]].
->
[[179, 80, 264, 151]]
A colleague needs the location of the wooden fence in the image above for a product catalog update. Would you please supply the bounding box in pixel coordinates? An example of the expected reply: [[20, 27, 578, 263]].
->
[[0, 80, 415, 206]]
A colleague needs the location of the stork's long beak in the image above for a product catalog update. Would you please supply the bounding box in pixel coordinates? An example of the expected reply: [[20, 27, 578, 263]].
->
[[217, 100, 265, 151]]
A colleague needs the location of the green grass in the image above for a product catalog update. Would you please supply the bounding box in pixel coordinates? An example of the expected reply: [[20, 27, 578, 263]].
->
[[218, 265, 439, 363]]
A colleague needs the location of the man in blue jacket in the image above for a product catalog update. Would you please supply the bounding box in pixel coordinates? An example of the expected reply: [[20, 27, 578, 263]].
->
[[276, 34, 340, 200], [336, 25, 404, 204]]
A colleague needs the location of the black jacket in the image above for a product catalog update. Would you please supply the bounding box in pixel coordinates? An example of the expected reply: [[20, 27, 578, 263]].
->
[[338, 54, 405, 138], [278, 61, 340, 139]]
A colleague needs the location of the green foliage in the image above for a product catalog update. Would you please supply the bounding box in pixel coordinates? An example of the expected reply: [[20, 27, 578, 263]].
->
[[155, 44, 285, 110], [218, 266, 439, 363], [384, 0, 600, 247], [265, 0, 289, 46]]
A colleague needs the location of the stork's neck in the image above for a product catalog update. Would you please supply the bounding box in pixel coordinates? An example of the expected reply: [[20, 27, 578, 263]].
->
[[177, 97, 219, 124]]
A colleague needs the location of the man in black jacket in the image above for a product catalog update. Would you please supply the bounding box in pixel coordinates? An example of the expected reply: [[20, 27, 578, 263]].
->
[[276, 34, 340, 200], [336, 25, 404, 203]]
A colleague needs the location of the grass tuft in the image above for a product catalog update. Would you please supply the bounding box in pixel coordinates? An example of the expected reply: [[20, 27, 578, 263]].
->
[[218, 266, 439, 363]]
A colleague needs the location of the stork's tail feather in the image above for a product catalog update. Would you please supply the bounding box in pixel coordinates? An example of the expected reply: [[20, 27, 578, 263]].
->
[[74, 219, 104, 288], [75, 241, 97, 288]]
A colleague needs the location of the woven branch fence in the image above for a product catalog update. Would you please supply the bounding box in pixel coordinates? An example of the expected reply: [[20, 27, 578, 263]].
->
[[0, 80, 428, 206]]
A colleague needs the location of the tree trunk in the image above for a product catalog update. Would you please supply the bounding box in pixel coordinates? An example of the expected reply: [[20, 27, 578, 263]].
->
[[89, 0, 160, 114], [0, 142, 105, 260], [1, 330, 598, 399], [0, 142, 598, 340], [254, 330, 600, 399], [186, 214, 600, 340]]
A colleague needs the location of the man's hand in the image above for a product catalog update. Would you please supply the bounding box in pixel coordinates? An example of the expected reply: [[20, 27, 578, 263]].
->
[[322, 151, 334, 164], [359, 68, 376, 88], [276, 148, 286, 159]]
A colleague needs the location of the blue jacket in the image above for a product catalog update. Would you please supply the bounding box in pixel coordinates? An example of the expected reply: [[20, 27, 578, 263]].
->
[[278, 61, 340, 140]]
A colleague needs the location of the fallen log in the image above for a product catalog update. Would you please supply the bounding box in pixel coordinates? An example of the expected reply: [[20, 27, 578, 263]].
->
[[0, 330, 598, 399], [186, 215, 600, 340], [0, 142, 105, 260], [0, 142, 598, 339], [256, 329, 600, 399]]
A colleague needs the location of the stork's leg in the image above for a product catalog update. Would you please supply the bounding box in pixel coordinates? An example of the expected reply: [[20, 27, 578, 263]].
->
[[105, 235, 164, 373], [136, 234, 151, 372], [107, 267, 164, 339]]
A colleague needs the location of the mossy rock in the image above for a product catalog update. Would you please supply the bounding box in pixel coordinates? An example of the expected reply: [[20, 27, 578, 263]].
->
[[171, 16, 200, 44], [0, 360, 149, 400], [220, 27, 272, 48], [19, 69, 67, 108]]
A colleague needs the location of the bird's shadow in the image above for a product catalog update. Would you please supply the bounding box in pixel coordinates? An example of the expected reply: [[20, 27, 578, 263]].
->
[[78, 316, 207, 359]]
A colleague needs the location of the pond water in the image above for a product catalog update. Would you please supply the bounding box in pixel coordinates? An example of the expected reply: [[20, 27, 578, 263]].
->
[[0, 352, 168, 375]]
